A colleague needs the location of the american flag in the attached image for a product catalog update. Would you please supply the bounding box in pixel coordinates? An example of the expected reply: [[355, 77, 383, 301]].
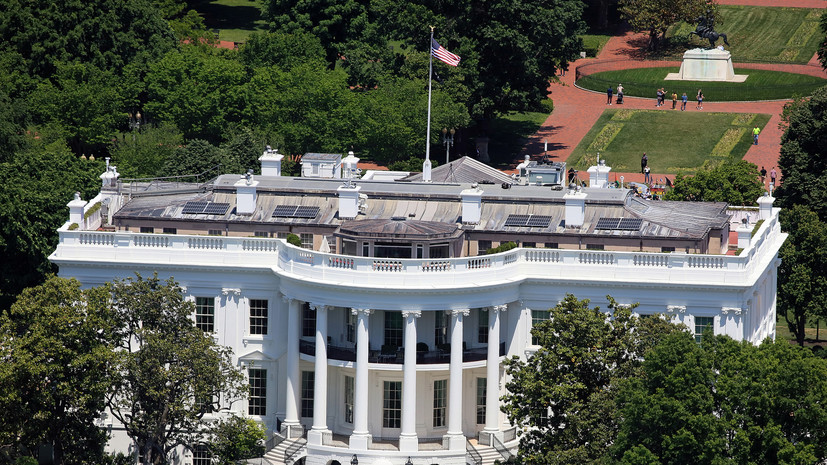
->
[[431, 38, 461, 66]]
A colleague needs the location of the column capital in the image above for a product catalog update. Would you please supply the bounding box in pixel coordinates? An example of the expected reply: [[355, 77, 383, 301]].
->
[[401, 310, 422, 318], [281, 294, 295, 304], [310, 303, 328, 312], [351, 308, 373, 316], [721, 306, 743, 315], [667, 305, 686, 314], [447, 308, 470, 317], [221, 287, 241, 296], [490, 304, 508, 313]]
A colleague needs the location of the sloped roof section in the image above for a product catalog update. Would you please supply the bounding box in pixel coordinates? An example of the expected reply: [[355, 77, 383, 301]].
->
[[400, 156, 514, 185]]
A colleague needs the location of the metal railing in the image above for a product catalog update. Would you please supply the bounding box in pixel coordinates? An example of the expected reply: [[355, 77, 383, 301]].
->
[[466, 438, 482, 465], [265, 432, 285, 452], [284, 434, 306, 464], [492, 434, 514, 462], [299, 340, 506, 364]]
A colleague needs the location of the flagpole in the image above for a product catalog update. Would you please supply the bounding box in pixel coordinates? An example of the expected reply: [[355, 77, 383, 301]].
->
[[423, 26, 434, 182]]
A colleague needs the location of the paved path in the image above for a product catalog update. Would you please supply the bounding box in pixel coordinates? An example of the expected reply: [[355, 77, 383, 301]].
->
[[522, 0, 827, 188]]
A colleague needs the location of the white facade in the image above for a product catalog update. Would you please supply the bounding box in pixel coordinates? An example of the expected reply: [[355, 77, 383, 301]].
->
[[51, 211, 784, 465]]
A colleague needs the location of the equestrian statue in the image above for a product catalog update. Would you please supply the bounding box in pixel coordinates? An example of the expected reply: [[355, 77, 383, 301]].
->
[[689, 10, 729, 49]]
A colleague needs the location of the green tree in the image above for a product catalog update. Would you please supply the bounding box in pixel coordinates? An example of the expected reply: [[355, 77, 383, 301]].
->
[[0, 0, 176, 79], [775, 85, 827, 219], [665, 160, 764, 206], [207, 416, 265, 465], [27, 62, 125, 154], [106, 274, 246, 465], [613, 333, 827, 464], [818, 10, 827, 70], [0, 277, 114, 465], [501, 295, 682, 464], [109, 122, 185, 179], [220, 127, 264, 175], [144, 47, 247, 142], [239, 31, 328, 71], [619, 0, 712, 51], [778, 205, 827, 346], [0, 135, 104, 310], [162, 139, 224, 178]]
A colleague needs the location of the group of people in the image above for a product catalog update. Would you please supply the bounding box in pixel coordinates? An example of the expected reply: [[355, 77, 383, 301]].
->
[[607, 83, 624, 105], [760, 166, 777, 188], [607, 86, 705, 110]]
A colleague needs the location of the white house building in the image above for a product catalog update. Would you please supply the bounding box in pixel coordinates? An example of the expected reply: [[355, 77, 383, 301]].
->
[[49, 155, 786, 465]]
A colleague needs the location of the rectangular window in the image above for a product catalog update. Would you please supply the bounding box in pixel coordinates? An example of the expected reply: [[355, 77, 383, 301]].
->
[[523, 242, 536, 248], [383, 381, 401, 428], [661, 246, 676, 253], [478, 309, 488, 343], [301, 371, 314, 418], [140, 226, 154, 233], [344, 376, 354, 424], [208, 229, 223, 236], [362, 242, 369, 256], [476, 378, 487, 425], [478, 240, 492, 254], [302, 303, 315, 338], [162, 227, 177, 234], [531, 310, 550, 345], [695, 316, 714, 343], [248, 368, 266, 416], [249, 299, 268, 335], [586, 244, 604, 250], [434, 311, 447, 347], [254, 231, 269, 237], [545, 243, 559, 249], [277, 232, 290, 239], [325, 236, 336, 254], [194, 394, 214, 414], [192, 445, 211, 465], [346, 311, 356, 343], [195, 297, 215, 332], [433, 379, 447, 428], [384, 312, 403, 348], [300, 233, 313, 249]]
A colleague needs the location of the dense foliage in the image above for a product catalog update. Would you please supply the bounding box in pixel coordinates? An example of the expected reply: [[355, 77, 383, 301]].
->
[[619, 0, 715, 51], [665, 160, 764, 206]]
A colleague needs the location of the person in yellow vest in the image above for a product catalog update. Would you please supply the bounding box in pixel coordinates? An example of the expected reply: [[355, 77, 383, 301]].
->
[[671, 91, 678, 109], [753, 126, 760, 145]]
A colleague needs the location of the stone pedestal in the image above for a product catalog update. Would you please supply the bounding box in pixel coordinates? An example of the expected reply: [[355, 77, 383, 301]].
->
[[666, 48, 747, 82]]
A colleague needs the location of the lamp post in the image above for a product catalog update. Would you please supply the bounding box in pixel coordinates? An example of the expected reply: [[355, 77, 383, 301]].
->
[[441, 127, 455, 165], [128, 111, 143, 141]]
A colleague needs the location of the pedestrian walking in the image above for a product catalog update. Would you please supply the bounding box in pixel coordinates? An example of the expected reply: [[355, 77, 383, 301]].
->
[[617, 83, 624, 104], [641, 153, 648, 173], [753, 125, 760, 145], [607, 86, 613, 105], [681, 92, 687, 111], [644, 166, 651, 184], [697, 89, 704, 110], [760, 166, 767, 183], [770, 167, 777, 187], [656, 88, 663, 107]]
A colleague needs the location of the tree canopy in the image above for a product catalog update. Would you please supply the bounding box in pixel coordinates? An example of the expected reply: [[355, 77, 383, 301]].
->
[[619, 0, 714, 51], [775, 85, 827, 219], [665, 160, 765, 206]]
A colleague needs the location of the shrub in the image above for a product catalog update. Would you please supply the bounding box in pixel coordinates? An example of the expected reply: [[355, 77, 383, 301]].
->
[[286, 233, 302, 247], [485, 241, 518, 255]]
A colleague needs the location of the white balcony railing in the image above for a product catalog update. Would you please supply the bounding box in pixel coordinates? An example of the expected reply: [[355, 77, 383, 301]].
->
[[51, 209, 785, 290]]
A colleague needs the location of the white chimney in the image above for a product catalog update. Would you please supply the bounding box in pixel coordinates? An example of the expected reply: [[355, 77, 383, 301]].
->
[[338, 184, 362, 219], [100, 158, 120, 189], [461, 186, 483, 224], [423, 159, 432, 182], [736, 219, 751, 251], [259, 146, 284, 177], [587, 159, 611, 188], [67, 192, 87, 226], [343, 151, 360, 179], [757, 193, 775, 220], [564, 188, 587, 228], [235, 171, 258, 215]]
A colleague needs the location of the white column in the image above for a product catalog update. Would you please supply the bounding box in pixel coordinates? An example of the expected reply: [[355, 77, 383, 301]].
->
[[350, 308, 373, 450], [484, 305, 506, 437], [444, 308, 469, 450], [308, 304, 330, 445], [400, 310, 421, 452], [281, 297, 302, 438]]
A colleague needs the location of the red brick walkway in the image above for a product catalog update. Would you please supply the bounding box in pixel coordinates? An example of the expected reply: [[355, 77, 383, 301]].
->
[[523, 0, 827, 188]]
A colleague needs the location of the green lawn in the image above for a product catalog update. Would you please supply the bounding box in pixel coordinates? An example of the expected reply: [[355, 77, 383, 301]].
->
[[566, 109, 771, 174], [194, 0, 266, 43], [577, 67, 827, 101], [665, 5, 822, 63], [487, 109, 551, 166], [581, 33, 613, 57]]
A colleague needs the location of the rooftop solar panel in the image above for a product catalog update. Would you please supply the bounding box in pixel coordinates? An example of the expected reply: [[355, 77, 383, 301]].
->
[[505, 214, 552, 228], [595, 217, 621, 230], [618, 218, 643, 230], [203, 203, 230, 215], [294, 206, 320, 218], [272, 205, 320, 219], [182, 201, 208, 214], [272, 205, 299, 217]]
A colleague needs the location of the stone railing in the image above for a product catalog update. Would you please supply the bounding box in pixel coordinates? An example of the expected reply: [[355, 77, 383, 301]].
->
[[52, 209, 786, 289]]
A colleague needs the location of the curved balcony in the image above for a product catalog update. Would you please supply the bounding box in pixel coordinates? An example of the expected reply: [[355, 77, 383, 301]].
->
[[299, 339, 506, 364]]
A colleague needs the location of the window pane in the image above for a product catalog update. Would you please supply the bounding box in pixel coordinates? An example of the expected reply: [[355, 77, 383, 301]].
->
[[695, 316, 714, 343], [434, 312, 447, 347], [248, 369, 266, 416], [531, 310, 550, 345], [383, 381, 401, 428], [195, 297, 215, 332], [192, 445, 211, 465], [476, 378, 487, 424], [249, 299, 268, 335], [344, 376, 354, 424], [433, 379, 447, 427], [302, 303, 316, 338], [384, 312, 402, 348], [478, 309, 488, 344], [346, 311, 356, 343], [301, 371, 315, 418], [300, 233, 313, 249]]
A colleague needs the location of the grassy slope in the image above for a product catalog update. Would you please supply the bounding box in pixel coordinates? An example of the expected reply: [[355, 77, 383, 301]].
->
[[195, 0, 266, 43], [577, 68, 827, 101], [487, 111, 550, 167], [566, 109, 771, 174], [666, 5, 822, 63]]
